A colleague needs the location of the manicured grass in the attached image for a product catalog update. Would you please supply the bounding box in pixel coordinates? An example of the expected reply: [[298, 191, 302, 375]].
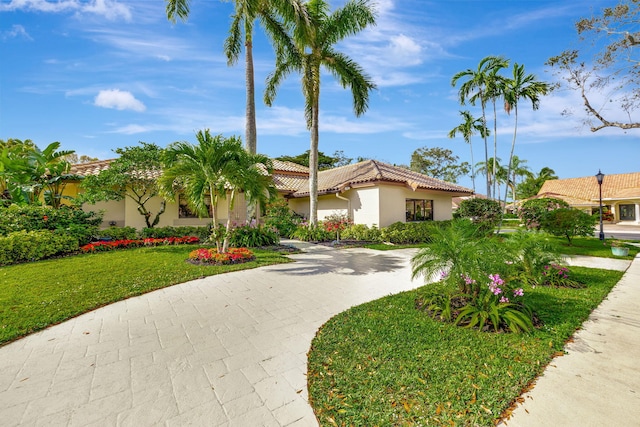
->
[[308, 267, 623, 426], [0, 245, 291, 345], [549, 235, 639, 259]]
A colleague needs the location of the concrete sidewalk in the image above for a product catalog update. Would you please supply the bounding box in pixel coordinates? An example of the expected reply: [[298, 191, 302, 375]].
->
[[0, 243, 421, 426], [503, 254, 640, 426]]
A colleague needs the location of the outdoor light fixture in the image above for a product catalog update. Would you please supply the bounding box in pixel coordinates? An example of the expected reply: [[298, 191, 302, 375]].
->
[[596, 170, 605, 241]]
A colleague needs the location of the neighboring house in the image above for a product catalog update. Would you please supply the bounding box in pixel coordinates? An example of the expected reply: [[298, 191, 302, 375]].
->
[[536, 172, 640, 225], [70, 158, 474, 229]]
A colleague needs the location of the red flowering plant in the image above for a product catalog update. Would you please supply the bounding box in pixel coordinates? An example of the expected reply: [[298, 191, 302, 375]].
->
[[187, 247, 255, 265], [81, 236, 200, 253], [322, 212, 352, 242]]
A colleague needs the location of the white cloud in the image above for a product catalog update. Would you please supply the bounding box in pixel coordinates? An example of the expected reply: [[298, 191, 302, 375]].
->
[[0, 0, 131, 21], [2, 24, 32, 41], [94, 89, 145, 112]]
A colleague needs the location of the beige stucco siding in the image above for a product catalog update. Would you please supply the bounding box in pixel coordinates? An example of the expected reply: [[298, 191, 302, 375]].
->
[[350, 187, 380, 227]]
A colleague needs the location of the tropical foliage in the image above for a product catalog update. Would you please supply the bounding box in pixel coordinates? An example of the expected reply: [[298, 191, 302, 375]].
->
[[448, 110, 489, 192], [1, 139, 76, 207], [159, 130, 276, 253], [451, 57, 549, 203], [265, 0, 377, 225], [80, 142, 166, 228]]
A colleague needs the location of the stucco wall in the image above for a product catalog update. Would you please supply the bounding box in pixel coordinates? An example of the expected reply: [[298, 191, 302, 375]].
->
[[350, 187, 380, 227]]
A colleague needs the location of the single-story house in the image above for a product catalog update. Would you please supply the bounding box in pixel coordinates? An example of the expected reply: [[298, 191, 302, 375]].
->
[[68, 158, 474, 230], [536, 172, 640, 225]]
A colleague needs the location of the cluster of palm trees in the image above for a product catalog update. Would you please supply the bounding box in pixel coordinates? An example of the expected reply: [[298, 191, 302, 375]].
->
[[159, 130, 277, 253], [166, 0, 377, 225], [450, 56, 550, 206]]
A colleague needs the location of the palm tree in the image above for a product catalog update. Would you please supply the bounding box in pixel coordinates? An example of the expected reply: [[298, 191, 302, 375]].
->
[[452, 56, 507, 199], [505, 155, 532, 205], [484, 57, 509, 199], [448, 110, 490, 193], [502, 63, 550, 206], [221, 149, 277, 252], [475, 157, 502, 200], [159, 130, 246, 252], [264, 0, 377, 225], [166, 0, 308, 155]]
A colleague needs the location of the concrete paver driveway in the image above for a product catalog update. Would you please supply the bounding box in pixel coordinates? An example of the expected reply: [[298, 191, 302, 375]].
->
[[0, 243, 421, 426]]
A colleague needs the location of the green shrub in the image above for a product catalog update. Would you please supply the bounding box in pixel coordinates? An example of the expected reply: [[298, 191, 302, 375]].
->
[[228, 224, 279, 247], [0, 204, 102, 245], [97, 226, 138, 240], [539, 208, 597, 245], [264, 199, 302, 238], [140, 225, 210, 239], [341, 224, 383, 242], [380, 221, 433, 244], [0, 230, 78, 266], [454, 198, 502, 233], [292, 224, 334, 242], [518, 197, 570, 230]]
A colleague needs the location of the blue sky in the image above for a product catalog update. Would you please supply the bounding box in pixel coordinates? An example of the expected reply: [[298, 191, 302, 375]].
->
[[1, 0, 638, 192]]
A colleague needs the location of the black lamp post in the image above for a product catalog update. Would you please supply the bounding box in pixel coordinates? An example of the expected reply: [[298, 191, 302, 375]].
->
[[596, 170, 605, 241]]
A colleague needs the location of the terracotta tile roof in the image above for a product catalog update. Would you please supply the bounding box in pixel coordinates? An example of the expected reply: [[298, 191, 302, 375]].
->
[[538, 172, 640, 202], [69, 159, 115, 176], [290, 160, 473, 197], [69, 158, 472, 197], [271, 159, 309, 174]]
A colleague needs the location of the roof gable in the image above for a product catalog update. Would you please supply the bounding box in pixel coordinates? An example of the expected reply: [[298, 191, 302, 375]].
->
[[289, 159, 473, 197]]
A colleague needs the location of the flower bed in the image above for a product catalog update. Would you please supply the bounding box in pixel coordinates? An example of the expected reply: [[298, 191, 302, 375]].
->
[[81, 236, 200, 253], [187, 247, 255, 265]]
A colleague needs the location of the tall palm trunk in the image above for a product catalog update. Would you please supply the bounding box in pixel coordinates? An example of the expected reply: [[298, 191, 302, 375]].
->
[[492, 100, 498, 201], [481, 107, 490, 199], [245, 32, 257, 155], [309, 82, 320, 225], [468, 142, 476, 193], [244, 27, 258, 222], [504, 105, 519, 209]]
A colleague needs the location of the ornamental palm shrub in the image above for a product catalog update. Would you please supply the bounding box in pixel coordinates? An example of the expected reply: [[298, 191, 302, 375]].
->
[[412, 219, 535, 333], [503, 230, 561, 285], [411, 219, 508, 295]]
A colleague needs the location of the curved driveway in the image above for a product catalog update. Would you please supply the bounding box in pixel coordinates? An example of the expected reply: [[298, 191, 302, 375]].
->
[[0, 243, 421, 426]]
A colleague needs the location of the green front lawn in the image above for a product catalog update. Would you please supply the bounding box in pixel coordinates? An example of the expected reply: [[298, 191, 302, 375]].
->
[[0, 245, 291, 345], [549, 235, 639, 259], [308, 267, 623, 426]]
